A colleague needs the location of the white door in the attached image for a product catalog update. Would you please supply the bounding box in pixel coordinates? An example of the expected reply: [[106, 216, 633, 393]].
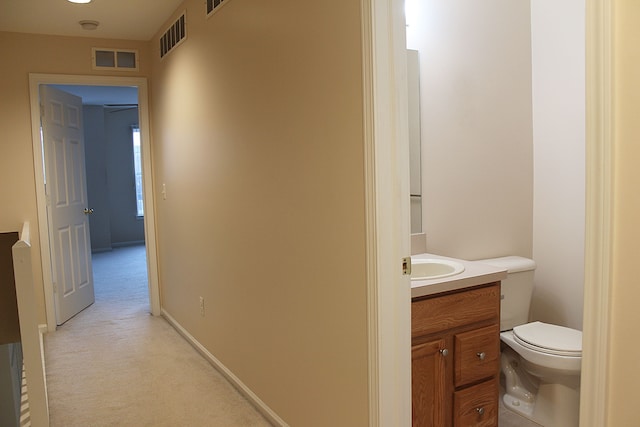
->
[[40, 85, 95, 325]]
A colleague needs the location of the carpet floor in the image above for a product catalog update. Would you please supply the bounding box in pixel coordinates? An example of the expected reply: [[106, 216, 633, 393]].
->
[[44, 245, 272, 427]]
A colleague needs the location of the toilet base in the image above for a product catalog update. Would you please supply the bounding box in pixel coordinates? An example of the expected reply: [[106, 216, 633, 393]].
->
[[531, 380, 580, 427], [502, 391, 535, 418], [501, 347, 580, 427], [501, 381, 580, 427]]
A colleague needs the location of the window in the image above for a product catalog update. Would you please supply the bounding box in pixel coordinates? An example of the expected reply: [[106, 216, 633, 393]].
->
[[132, 127, 144, 217], [92, 48, 139, 71]]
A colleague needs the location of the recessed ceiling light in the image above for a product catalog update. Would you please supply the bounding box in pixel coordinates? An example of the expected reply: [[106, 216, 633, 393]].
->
[[68, 0, 92, 4]]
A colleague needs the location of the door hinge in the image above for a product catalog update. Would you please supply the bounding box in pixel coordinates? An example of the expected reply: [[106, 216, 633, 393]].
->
[[402, 256, 412, 275], [40, 103, 45, 119]]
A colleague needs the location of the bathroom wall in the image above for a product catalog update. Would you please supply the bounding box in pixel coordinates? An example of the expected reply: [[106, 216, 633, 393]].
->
[[529, 1, 585, 330], [406, 1, 586, 331], [149, 0, 369, 425], [406, 0, 534, 260]]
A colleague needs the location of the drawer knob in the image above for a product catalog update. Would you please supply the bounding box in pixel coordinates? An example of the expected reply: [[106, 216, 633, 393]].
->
[[440, 348, 449, 357], [476, 407, 485, 415], [476, 351, 486, 361]]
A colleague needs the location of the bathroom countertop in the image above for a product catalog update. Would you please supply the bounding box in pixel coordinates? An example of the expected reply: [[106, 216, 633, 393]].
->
[[411, 253, 507, 299]]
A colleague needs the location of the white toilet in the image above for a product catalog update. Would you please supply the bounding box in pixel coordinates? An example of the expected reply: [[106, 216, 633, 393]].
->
[[477, 256, 582, 427]]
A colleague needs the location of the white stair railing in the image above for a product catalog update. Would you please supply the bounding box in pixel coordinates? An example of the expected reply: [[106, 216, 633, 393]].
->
[[12, 222, 49, 427]]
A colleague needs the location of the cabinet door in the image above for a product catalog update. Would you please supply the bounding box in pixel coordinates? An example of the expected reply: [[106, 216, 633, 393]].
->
[[412, 338, 447, 427]]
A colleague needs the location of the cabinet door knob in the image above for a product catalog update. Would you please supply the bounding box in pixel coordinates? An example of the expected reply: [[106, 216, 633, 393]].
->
[[476, 351, 486, 361], [440, 348, 449, 357], [476, 407, 485, 415]]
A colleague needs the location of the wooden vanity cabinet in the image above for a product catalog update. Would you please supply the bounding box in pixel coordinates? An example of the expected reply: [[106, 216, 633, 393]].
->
[[411, 282, 501, 427]]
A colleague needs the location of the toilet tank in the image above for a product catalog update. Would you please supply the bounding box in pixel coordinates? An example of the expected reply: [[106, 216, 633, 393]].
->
[[476, 256, 536, 331]]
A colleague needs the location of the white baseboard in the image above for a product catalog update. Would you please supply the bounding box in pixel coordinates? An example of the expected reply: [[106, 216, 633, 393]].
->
[[161, 309, 288, 427], [111, 240, 145, 248]]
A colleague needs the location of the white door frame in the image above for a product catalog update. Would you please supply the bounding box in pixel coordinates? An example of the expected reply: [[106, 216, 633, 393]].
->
[[363, 0, 412, 425], [364, 0, 611, 425], [581, 0, 612, 425], [29, 73, 161, 331]]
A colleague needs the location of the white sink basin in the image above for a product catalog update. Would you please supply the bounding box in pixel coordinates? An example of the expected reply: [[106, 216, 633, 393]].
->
[[411, 258, 465, 281]]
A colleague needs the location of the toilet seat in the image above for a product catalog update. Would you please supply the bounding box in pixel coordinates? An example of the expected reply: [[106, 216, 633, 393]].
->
[[513, 321, 582, 357]]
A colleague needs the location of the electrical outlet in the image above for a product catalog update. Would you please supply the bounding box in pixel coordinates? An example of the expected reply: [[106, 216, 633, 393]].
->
[[199, 296, 205, 316]]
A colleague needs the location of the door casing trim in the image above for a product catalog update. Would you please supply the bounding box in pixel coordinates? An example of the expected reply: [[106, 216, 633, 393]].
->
[[362, 0, 412, 424], [581, 0, 612, 424], [28, 73, 161, 330]]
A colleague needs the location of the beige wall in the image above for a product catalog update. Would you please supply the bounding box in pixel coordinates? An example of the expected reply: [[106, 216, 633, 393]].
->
[[0, 31, 151, 324], [406, 0, 534, 261], [149, 0, 369, 425], [608, 0, 640, 424]]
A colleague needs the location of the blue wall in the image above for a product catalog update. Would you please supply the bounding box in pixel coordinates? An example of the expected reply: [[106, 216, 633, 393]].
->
[[84, 106, 145, 251]]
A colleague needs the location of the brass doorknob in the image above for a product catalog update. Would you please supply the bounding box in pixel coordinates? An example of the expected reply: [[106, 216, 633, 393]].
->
[[83, 208, 94, 215]]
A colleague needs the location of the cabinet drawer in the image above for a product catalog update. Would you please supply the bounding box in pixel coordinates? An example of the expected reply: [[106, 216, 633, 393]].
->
[[412, 283, 500, 338], [453, 377, 498, 427], [454, 324, 500, 387]]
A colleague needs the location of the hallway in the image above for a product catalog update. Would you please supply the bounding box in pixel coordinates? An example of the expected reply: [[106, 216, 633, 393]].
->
[[44, 245, 271, 427]]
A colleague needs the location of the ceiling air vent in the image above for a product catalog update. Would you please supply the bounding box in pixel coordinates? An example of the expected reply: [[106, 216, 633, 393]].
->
[[207, 0, 232, 16], [92, 48, 138, 71], [160, 12, 187, 59]]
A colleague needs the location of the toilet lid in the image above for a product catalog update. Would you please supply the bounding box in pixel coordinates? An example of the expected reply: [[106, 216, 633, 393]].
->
[[513, 321, 582, 357]]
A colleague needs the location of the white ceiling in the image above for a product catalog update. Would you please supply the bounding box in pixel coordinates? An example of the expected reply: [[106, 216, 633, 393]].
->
[[0, 0, 184, 41]]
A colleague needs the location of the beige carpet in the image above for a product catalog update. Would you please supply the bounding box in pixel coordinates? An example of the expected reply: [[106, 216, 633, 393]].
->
[[44, 245, 272, 427]]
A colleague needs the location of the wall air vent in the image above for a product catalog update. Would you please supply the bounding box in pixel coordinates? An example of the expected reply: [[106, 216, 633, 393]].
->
[[92, 48, 138, 71], [207, 0, 232, 16], [160, 12, 187, 59]]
